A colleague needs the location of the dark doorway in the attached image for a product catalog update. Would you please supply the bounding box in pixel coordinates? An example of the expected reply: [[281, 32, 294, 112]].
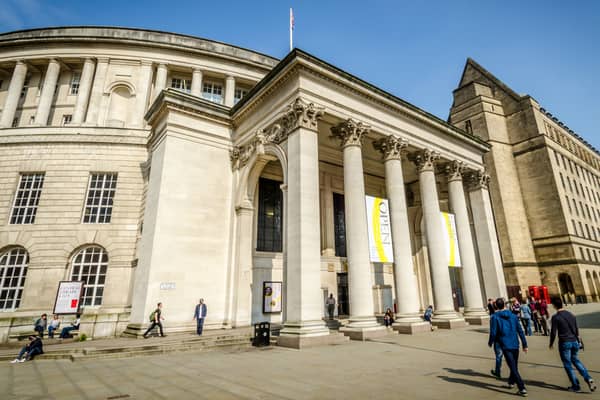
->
[[449, 267, 464, 311], [337, 272, 349, 316], [333, 193, 346, 257]]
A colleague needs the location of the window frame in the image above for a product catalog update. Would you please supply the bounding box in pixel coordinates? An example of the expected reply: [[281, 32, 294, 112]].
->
[[69, 71, 81, 95], [70, 246, 108, 307], [10, 173, 45, 225], [202, 81, 224, 104], [0, 247, 29, 311], [82, 173, 118, 224]]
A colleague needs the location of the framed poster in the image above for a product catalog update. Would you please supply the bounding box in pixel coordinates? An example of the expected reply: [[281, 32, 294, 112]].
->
[[440, 212, 461, 267], [53, 281, 84, 315], [263, 281, 282, 313], [365, 196, 394, 262]]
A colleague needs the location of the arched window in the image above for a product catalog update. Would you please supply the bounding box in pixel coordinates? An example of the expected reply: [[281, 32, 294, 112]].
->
[[70, 246, 108, 306], [0, 247, 28, 310]]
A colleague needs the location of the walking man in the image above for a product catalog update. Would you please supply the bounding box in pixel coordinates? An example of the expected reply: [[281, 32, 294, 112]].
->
[[143, 302, 165, 338], [487, 298, 496, 315], [488, 298, 528, 397], [326, 294, 336, 320], [193, 298, 207, 335], [549, 297, 596, 393]]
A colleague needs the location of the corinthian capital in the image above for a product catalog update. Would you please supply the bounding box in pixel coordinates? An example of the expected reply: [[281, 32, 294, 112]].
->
[[372, 135, 408, 161], [445, 160, 465, 182], [280, 97, 324, 134], [467, 169, 491, 190], [330, 118, 370, 148], [408, 149, 440, 172]]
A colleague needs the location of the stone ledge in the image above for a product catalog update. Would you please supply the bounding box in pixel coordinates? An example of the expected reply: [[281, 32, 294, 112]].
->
[[393, 321, 433, 334], [431, 318, 468, 329], [339, 326, 387, 341], [277, 332, 348, 349]]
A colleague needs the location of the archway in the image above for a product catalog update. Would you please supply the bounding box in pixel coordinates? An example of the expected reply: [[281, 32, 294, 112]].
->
[[558, 273, 576, 304], [594, 272, 600, 303], [586, 270, 598, 302]]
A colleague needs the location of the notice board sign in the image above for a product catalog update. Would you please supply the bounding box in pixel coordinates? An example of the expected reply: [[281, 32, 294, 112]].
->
[[263, 281, 282, 313], [53, 281, 84, 314]]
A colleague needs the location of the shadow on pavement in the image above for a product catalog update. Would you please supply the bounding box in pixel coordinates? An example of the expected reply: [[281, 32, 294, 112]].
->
[[443, 367, 572, 392], [578, 311, 600, 329], [438, 375, 509, 394]]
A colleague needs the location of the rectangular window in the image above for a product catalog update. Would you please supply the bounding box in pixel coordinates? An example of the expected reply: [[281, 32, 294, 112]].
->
[[256, 178, 283, 252], [20, 74, 30, 98], [333, 192, 347, 257], [11, 117, 18, 128], [170, 77, 191, 93], [61, 114, 72, 126], [202, 82, 223, 104], [10, 173, 45, 224], [82, 173, 118, 224], [234, 88, 248, 104], [69, 72, 81, 95], [29, 116, 35, 125]]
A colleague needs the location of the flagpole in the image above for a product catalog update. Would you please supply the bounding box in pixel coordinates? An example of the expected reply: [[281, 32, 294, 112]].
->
[[289, 8, 293, 51]]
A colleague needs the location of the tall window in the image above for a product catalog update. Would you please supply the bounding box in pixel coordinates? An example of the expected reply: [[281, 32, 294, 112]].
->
[[70, 247, 107, 306], [202, 82, 223, 104], [256, 178, 283, 252], [61, 114, 72, 126], [0, 248, 28, 310], [10, 173, 45, 224], [83, 173, 117, 224], [333, 193, 347, 257], [69, 72, 81, 95], [234, 88, 248, 104], [170, 78, 191, 93]]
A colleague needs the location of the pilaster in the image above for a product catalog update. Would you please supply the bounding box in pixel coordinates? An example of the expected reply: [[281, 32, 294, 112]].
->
[[34, 58, 61, 125], [0, 60, 28, 128]]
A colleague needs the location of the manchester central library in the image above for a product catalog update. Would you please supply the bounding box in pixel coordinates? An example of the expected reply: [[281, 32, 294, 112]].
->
[[0, 27, 598, 347]]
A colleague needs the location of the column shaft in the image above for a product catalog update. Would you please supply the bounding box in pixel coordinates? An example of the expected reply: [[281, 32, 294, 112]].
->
[[0, 61, 28, 128], [34, 59, 61, 125], [191, 68, 203, 97], [132, 61, 153, 128], [72, 58, 95, 124], [85, 58, 109, 125], [224, 75, 235, 107], [152, 63, 168, 101]]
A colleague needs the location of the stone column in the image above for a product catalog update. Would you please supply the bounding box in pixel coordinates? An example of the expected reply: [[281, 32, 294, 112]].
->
[[373, 136, 430, 334], [321, 175, 336, 256], [231, 201, 255, 326], [72, 58, 96, 124], [224, 75, 236, 107], [191, 68, 203, 98], [0, 60, 28, 128], [409, 149, 465, 328], [34, 59, 61, 125], [85, 57, 109, 125], [468, 170, 508, 299], [331, 119, 385, 340], [445, 161, 489, 325], [132, 60, 154, 128], [152, 63, 168, 101], [277, 98, 332, 349]]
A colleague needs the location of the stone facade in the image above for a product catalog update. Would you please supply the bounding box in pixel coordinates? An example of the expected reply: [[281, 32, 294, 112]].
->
[[0, 27, 505, 344], [450, 59, 600, 304]]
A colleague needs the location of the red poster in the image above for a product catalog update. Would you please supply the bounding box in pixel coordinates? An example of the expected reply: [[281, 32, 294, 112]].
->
[[71, 299, 78, 308]]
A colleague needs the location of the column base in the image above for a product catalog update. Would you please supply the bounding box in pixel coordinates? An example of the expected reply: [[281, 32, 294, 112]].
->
[[463, 310, 490, 325], [339, 316, 387, 340], [392, 320, 432, 334], [431, 310, 467, 329], [277, 320, 340, 349]]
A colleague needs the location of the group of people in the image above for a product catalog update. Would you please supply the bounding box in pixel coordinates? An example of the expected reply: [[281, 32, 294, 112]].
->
[[10, 313, 81, 363], [489, 296, 551, 337], [142, 299, 208, 338], [488, 296, 596, 396]]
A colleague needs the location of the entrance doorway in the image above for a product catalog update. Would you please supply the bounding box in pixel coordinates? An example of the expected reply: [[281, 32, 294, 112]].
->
[[337, 273, 349, 316], [448, 267, 464, 311]]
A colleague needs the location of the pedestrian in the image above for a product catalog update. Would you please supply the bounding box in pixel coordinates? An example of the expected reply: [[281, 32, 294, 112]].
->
[[511, 298, 521, 317], [487, 298, 496, 315], [538, 298, 549, 336], [549, 297, 596, 393], [326, 294, 336, 320], [384, 308, 394, 327], [34, 313, 47, 338], [59, 314, 81, 338], [530, 297, 540, 334], [520, 302, 533, 336], [488, 298, 503, 380], [193, 298, 207, 335], [47, 314, 61, 338], [424, 305, 434, 331], [488, 298, 528, 397], [10, 335, 43, 363], [143, 302, 165, 338]]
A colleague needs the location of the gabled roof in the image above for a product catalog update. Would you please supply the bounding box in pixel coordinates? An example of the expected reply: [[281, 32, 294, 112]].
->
[[457, 58, 522, 101]]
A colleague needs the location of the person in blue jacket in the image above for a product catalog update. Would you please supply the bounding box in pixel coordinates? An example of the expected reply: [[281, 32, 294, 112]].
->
[[488, 298, 529, 397]]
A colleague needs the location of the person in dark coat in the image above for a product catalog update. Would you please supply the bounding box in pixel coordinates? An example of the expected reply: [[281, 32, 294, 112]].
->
[[193, 298, 208, 335], [10, 335, 44, 363], [34, 314, 47, 338], [488, 298, 529, 397]]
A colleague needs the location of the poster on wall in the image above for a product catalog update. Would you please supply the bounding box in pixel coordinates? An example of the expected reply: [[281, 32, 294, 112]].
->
[[263, 281, 282, 313], [53, 281, 84, 315], [365, 196, 394, 263], [440, 212, 461, 267]]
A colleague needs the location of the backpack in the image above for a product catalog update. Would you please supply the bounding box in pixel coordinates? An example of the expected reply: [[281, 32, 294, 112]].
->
[[149, 310, 156, 322]]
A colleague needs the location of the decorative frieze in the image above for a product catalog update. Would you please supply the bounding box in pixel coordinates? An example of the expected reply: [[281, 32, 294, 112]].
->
[[330, 118, 370, 148], [408, 149, 440, 172], [372, 135, 407, 161], [467, 169, 491, 190], [445, 160, 465, 182]]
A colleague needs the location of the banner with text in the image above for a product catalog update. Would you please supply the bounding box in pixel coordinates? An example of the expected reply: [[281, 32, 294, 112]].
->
[[366, 196, 394, 263], [53, 281, 84, 314], [440, 212, 461, 267]]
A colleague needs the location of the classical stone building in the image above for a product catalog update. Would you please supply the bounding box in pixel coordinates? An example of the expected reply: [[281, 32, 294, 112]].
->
[[450, 59, 600, 304], [0, 27, 505, 346]]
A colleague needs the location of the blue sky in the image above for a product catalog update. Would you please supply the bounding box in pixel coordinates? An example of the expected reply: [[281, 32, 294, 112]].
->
[[1, 0, 598, 149]]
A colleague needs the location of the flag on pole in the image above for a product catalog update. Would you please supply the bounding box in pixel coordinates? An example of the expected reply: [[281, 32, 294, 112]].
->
[[289, 8, 294, 51]]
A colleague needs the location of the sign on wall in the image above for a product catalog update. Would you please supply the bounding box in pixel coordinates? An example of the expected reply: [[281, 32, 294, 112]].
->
[[365, 196, 394, 263], [53, 281, 84, 315], [263, 281, 282, 313], [440, 212, 461, 267]]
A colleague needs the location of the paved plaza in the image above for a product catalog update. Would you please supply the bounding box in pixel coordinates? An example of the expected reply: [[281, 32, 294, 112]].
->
[[1, 304, 599, 400]]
